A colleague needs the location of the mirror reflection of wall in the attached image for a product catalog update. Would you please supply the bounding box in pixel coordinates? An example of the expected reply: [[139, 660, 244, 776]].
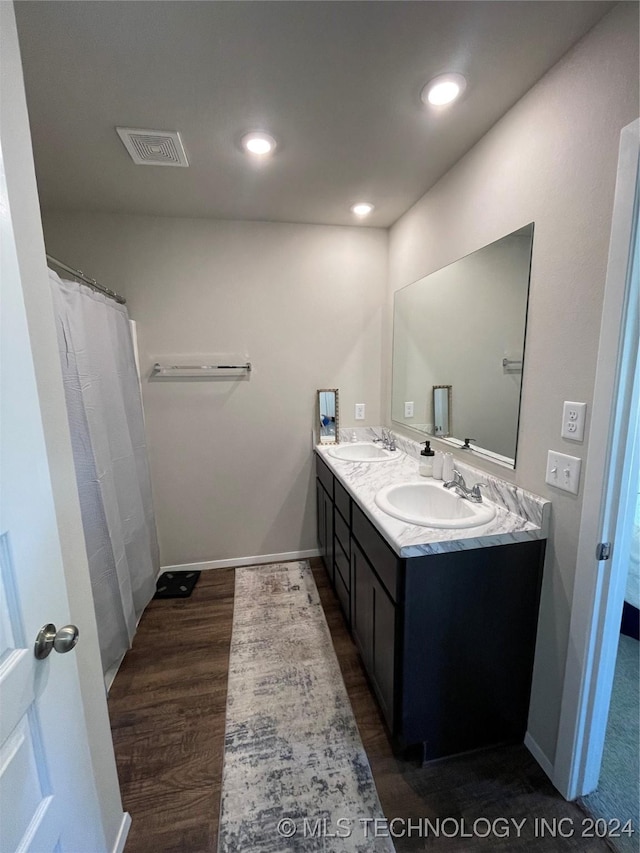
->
[[318, 389, 339, 443], [391, 224, 534, 466]]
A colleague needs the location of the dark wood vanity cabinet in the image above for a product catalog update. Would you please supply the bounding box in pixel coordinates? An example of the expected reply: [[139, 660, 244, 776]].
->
[[399, 543, 544, 757], [315, 453, 545, 762]]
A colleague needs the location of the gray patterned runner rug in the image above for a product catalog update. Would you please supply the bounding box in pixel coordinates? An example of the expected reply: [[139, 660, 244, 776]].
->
[[218, 560, 395, 852]]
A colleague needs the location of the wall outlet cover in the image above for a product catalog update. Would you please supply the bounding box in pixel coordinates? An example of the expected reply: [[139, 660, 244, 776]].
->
[[561, 401, 587, 441], [404, 401, 414, 418], [355, 403, 365, 420], [545, 450, 582, 495]]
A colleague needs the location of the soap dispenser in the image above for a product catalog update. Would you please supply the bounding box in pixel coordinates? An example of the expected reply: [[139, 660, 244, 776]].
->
[[419, 440, 435, 477]]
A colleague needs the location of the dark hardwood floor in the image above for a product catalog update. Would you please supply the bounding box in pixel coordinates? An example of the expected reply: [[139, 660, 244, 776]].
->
[[109, 561, 614, 852], [108, 568, 234, 853]]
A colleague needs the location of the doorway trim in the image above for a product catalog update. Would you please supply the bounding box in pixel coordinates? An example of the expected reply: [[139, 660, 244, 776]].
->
[[554, 118, 639, 801]]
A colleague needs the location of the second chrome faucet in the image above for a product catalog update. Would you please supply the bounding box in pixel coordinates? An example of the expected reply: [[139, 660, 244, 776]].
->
[[443, 469, 488, 503]]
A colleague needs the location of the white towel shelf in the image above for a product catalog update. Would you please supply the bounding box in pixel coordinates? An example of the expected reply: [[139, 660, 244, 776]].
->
[[152, 362, 252, 378]]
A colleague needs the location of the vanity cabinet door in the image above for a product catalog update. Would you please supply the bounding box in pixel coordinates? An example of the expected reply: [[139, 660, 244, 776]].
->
[[352, 539, 395, 731], [316, 479, 325, 552], [316, 480, 334, 585], [352, 540, 374, 672], [372, 577, 395, 731]]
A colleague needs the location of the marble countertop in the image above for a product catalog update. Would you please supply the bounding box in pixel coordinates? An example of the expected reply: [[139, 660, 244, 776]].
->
[[315, 434, 550, 558]]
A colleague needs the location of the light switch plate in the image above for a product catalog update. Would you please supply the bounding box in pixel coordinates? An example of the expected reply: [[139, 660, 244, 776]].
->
[[546, 450, 582, 495], [355, 403, 365, 420], [404, 401, 414, 418], [561, 401, 587, 441]]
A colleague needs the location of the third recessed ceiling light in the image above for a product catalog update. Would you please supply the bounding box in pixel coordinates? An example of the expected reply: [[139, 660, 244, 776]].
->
[[351, 202, 375, 217], [241, 131, 277, 156]]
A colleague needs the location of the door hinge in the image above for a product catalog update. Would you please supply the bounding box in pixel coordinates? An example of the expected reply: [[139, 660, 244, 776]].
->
[[596, 542, 612, 561]]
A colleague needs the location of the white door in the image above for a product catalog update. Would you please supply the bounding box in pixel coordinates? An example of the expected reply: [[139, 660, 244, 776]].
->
[[0, 20, 136, 853], [554, 117, 640, 800], [0, 91, 112, 853]]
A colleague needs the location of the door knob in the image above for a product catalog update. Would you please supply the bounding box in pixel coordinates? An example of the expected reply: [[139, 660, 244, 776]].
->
[[34, 623, 80, 659]]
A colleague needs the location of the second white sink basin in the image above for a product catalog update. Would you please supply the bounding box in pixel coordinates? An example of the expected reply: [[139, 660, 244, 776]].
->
[[375, 481, 496, 529], [328, 442, 401, 463]]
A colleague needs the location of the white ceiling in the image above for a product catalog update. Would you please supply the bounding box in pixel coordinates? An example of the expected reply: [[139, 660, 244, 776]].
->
[[15, 1, 614, 228]]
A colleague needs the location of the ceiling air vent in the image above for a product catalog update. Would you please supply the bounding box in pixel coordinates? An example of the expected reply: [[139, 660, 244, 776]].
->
[[116, 128, 189, 167]]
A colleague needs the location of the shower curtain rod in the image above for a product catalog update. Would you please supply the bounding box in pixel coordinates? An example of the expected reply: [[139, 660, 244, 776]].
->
[[46, 254, 126, 305]]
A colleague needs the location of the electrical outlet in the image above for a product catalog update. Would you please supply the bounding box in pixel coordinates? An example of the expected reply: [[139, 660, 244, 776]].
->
[[355, 403, 365, 420], [561, 401, 587, 441], [404, 401, 414, 418], [545, 450, 582, 495]]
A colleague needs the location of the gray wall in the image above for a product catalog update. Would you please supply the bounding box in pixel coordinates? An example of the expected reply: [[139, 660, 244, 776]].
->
[[385, 2, 639, 767], [42, 213, 387, 566]]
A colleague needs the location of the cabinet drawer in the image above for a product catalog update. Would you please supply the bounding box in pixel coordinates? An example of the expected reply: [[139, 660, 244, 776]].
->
[[334, 509, 350, 557], [334, 540, 350, 591], [315, 454, 334, 498], [334, 479, 351, 524], [352, 503, 399, 603]]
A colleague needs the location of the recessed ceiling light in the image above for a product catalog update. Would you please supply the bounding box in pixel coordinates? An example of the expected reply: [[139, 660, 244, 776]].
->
[[241, 131, 277, 156], [421, 73, 467, 107], [351, 202, 375, 217]]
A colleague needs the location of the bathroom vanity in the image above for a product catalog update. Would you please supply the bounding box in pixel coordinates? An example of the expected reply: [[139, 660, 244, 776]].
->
[[315, 443, 549, 761]]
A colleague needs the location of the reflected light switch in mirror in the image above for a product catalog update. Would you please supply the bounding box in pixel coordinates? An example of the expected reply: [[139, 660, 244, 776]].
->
[[404, 401, 414, 418]]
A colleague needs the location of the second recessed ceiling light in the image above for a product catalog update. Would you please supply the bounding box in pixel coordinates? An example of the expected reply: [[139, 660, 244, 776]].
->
[[422, 73, 467, 106]]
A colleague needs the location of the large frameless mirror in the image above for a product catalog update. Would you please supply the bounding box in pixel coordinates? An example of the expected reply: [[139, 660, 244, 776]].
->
[[391, 224, 534, 466], [317, 389, 339, 444]]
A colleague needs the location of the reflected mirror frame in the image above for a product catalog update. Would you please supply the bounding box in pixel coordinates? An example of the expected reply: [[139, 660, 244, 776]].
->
[[432, 385, 452, 437], [317, 388, 339, 444]]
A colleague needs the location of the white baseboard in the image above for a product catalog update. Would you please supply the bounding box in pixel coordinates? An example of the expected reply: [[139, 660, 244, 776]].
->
[[112, 812, 131, 853], [524, 731, 554, 781], [161, 548, 321, 573]]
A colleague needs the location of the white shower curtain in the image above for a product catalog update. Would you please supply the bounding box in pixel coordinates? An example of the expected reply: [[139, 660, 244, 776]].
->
[[49, 270, 159, 677]]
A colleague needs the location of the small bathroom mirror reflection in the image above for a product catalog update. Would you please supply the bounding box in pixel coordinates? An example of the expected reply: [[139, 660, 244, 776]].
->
[[318, 389, 339, 444], [433, 385, 452, 437]]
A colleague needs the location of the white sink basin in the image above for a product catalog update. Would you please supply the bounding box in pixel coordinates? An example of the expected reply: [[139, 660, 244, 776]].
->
[[375, 481, 496, 529], [328, 442, 401, 463]]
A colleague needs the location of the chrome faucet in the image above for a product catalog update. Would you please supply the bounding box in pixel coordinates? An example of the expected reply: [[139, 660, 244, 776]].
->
[[374, 428, 396, 451], [443, 469, 488, 503], [382, 428, 396, 451]]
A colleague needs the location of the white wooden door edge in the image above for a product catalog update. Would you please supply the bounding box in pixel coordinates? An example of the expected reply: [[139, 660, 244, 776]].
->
[[554, 118, 639, 800]]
